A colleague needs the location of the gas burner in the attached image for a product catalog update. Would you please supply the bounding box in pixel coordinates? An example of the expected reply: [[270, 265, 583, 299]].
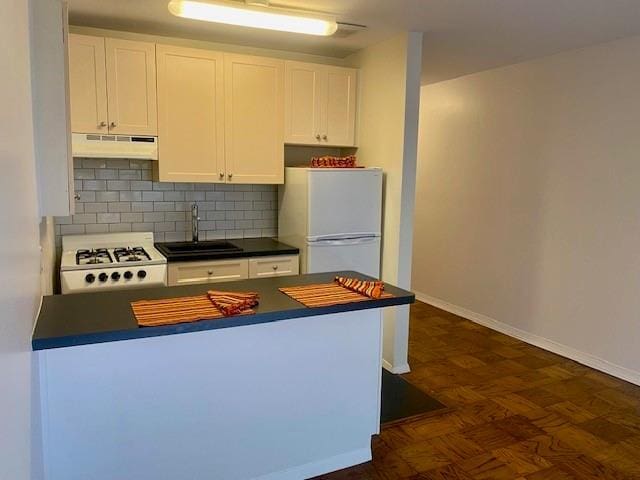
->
[[76, 248, 112, 266], [113, 246, 151, 263]]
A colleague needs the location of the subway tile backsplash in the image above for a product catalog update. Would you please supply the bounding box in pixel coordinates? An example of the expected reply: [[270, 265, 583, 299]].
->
[[54, 159, 278, 246]]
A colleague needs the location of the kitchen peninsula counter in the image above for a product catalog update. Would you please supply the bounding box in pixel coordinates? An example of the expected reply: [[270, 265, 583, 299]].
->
[[33, 271, 414, 480], [33, 271, 413, 350]]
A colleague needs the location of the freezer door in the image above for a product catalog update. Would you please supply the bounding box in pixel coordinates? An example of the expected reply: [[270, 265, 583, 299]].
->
[[307, 237, 381, 278], [307, 169, 382, 240]]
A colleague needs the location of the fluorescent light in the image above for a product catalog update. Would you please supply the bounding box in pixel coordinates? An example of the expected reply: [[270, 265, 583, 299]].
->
[[168, 0, 338, 36]]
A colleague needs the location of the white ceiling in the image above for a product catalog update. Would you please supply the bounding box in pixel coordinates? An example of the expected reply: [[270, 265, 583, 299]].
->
[[68, 0, 640, 84]]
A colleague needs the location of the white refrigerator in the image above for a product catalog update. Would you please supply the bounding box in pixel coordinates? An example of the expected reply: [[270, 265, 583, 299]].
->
[[278, 167, 383, 278]]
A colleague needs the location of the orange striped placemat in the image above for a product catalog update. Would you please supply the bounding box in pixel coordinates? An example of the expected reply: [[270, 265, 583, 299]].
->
[[131, 294, 254, 327], [279, 282, 393, 308]]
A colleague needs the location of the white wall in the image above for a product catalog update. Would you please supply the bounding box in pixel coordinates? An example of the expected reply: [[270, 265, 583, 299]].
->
[[414, 34, 640, 384], [0, 1, 43, 478], [32, 0, 74, 217], [347, 33, 423, 373]]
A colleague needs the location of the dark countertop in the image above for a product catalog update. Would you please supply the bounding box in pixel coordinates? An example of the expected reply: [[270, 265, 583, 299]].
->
[[155, 238, 299, 262], [33, 271, 414, 351]]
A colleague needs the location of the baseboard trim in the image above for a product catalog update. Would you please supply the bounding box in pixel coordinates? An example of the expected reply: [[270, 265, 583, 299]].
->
[[414, 292, 640, 386], [254, 447, 371, 480], [383, 359, 411, 374]]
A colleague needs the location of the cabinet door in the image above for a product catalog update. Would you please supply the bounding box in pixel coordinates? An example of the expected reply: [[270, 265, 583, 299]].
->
[[322, 66, 357, 147], [284, 61, 323, 145], [68, 34, 108, 134], [157, 45, 225, 183], [105, 38, 157, 136], [225, 54, 284, 184], [167, 259, 249, 286], [248, 255, 299, 279]]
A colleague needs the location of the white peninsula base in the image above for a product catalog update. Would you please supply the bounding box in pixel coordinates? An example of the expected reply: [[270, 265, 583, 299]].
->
[[36, 309, 383, 480]]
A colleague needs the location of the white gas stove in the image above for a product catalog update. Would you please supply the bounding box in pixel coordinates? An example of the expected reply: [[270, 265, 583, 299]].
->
[[60, 232, 167, 294]]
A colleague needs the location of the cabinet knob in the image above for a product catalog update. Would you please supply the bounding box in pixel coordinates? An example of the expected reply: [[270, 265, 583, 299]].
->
[[272, 265, 278, 270], [315, 134, 321, 140], [74, 193, 81, 201], [110, 122, 117, 128], [99, 121, 107, 128], [208, 270, 213, 275], [219, 172, 224, 179], [322, 134, 328, 141], [228, 173, 233, 180]]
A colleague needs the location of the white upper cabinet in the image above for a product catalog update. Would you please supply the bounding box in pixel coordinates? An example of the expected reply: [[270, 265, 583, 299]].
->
[[156, 45, 225, 183], [224, 54, 284, 184], [156, 49, 283, 184], [66, 33, 358, 185], [284, 61, 357, 147], [324, 66, 357, 147], [105, 38, 157, 136], [284, 62, 323, 145], [68, 34, 157, 136], [68, 34, 108, 135]]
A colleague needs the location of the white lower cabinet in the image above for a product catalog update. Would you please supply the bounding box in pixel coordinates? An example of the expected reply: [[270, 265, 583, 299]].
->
[[248, 255, 299, 279], [167, 255, 300, 286], [167, 259, 249, 286]]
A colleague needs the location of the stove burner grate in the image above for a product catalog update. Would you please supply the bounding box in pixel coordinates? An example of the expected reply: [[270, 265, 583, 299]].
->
[[113, 246, 151, 263], [76, 248, 113, 266]]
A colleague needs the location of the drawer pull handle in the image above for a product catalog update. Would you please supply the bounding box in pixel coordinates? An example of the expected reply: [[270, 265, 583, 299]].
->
[[272, 265, 278, 270], [208, 270, 213, 275]]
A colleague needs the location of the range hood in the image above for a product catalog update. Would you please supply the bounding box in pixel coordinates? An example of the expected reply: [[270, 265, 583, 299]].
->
[[72, 133, 158, 160]]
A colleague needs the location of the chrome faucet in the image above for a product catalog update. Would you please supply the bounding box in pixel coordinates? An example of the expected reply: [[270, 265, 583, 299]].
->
[[191, 203, 199, 242]]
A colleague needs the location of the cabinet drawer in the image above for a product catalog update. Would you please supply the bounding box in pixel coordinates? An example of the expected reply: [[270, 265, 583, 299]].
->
[[248, 255, 299, 279], [167, 259, 249, 286]]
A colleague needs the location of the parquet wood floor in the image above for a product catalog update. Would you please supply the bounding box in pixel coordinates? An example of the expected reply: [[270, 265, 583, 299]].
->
[[315, 301, 640, 480]]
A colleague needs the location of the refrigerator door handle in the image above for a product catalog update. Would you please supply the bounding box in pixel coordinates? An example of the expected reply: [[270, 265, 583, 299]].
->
[[308, 233, 380, 242], [308, 237, 380, 246]]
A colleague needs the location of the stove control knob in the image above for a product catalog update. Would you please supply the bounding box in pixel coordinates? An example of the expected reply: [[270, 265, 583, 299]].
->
[[137, 270, 147, 279], [111, 272, 121, 281], [98, 272, 109, 282], [123, 271, 133, 280], [85, 273, 95, 284]]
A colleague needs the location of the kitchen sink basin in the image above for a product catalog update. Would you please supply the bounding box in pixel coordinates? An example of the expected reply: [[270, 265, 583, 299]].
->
[[157, 241, 243, 256]]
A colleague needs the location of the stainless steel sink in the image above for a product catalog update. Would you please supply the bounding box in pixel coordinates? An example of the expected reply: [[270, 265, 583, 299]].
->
[[158, 241, 242, 255]]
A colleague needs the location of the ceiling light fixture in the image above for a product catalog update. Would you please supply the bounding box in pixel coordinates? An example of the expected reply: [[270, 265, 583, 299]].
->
[[168, 0, 338, 36]]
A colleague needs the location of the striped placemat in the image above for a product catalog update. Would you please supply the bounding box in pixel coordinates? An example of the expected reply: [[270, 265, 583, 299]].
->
[[279, 282, 393, 308], [131, 294, 254, 327]]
